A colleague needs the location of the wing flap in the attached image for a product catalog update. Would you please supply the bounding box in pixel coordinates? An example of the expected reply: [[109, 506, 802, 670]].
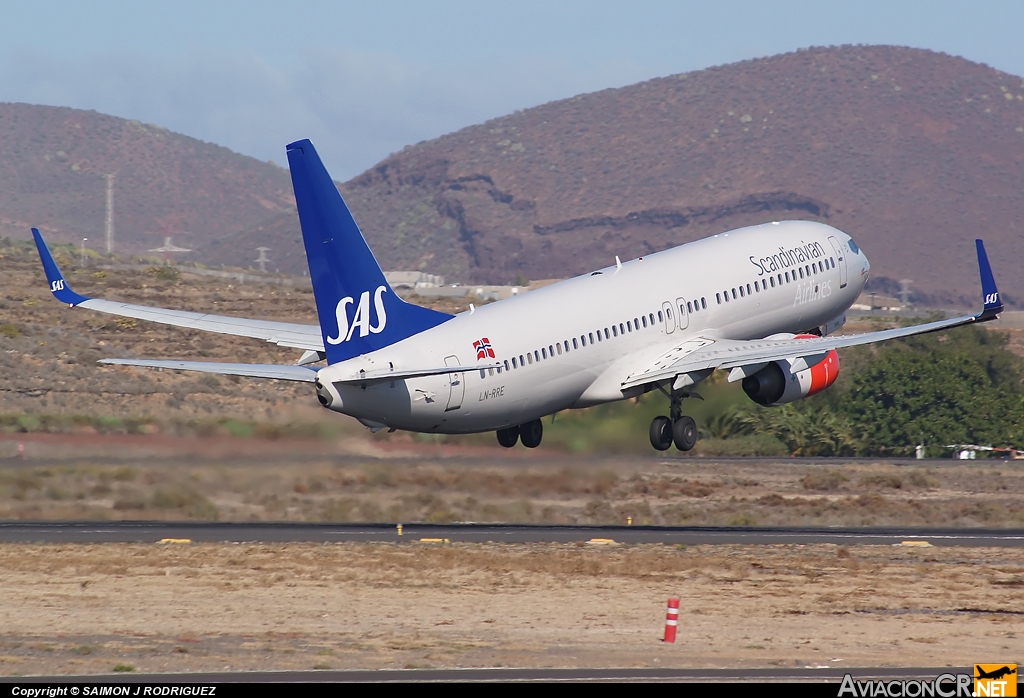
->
[[99, 359, 318, 382]]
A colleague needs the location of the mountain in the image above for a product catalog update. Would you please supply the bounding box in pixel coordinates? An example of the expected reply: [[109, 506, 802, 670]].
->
[[298, 44, 1021, 308], [5, 45, 1024, 307], [0, 103, 294, 254]]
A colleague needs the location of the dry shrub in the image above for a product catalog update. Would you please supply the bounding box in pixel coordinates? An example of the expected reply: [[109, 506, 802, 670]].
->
[[800, 469, 848, 491], [859, 473, 903, 489]]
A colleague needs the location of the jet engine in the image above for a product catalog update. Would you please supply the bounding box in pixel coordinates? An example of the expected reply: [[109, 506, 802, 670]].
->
[[741, 337, 840, 407]]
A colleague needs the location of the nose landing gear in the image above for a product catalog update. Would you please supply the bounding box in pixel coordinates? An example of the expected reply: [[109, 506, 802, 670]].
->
[[648, 388, 700, 452]]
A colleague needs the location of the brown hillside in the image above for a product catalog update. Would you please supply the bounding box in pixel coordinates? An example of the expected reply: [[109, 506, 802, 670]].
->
[[216, 44, 1024, 307], [0, 103, 294, 254]]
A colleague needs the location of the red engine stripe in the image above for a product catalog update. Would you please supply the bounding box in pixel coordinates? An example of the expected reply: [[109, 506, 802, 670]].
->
[[807, 350, 840, 395]]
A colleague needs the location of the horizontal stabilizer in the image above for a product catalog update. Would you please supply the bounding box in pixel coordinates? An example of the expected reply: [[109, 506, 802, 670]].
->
[[100, 359, 318, 382]]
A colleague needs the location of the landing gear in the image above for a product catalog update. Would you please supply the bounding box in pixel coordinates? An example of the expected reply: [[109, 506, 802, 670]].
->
[[519, 419, 543, 448], [672, 416, 697, 451], [496, 425, 520, 448], [650, 387, 701, 452], [649, 416, 673, 451]]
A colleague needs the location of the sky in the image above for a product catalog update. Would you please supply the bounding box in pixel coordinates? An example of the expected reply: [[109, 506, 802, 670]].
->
[[2, 1, 1023, 180]]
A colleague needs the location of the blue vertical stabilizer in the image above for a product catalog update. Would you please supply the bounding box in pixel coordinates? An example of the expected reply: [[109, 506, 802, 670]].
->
[[286, 139, 453, 364]]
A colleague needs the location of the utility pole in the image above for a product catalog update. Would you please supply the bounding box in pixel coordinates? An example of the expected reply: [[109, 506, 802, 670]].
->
[[81, 238, 88, 266], [105, 174, 114, 254], [898, 279, 913, 308]]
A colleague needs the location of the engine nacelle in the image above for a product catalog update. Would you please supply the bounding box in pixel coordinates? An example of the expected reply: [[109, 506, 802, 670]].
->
[[741, 342, 840, 406]]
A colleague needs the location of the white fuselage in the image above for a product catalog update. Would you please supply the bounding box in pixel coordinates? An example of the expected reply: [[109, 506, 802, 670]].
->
[[315, 220, 870, 433]]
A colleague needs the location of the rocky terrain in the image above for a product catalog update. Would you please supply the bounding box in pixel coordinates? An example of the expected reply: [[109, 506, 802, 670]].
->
[[2, 45, 1023, 306]]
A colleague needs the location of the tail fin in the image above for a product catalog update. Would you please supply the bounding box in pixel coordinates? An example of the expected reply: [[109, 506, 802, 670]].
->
[[286, 139, 452, 364]]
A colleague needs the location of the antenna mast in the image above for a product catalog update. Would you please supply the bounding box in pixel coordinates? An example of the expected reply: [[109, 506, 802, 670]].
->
[[105, 174, 115, 253]]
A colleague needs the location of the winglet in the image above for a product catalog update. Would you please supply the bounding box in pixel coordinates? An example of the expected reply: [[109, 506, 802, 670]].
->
[[32, 228, 89, 306], [975, 239, 1003, 321]]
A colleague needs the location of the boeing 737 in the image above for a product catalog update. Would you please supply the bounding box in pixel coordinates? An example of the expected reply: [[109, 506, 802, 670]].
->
[[32, 139, 1005, 451]]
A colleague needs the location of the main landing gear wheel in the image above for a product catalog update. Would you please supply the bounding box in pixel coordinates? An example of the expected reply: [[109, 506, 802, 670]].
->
[[496, 426, 520, 448], [672, 415, 697, 452], [649, 416, 673, 451], [519, 419, 543, 448]]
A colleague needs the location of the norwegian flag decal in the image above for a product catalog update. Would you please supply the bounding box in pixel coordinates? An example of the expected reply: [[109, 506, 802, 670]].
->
[[473, 337, 495, 360]]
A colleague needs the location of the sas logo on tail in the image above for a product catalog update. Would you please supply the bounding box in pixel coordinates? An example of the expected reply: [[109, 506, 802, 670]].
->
[[327, 286, 388, 345], [473, 338, 495, 360]]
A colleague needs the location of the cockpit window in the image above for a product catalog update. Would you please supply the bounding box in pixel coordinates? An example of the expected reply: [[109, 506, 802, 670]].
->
[[848, 239, 859, 254]]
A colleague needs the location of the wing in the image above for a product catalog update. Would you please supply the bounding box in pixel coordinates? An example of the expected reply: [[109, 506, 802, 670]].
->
[[622, 239, 1004, 391], [32, 229, 325, 353], [98, 358, 503, 384]]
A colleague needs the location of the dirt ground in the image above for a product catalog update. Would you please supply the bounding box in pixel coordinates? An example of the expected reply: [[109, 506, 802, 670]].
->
[[0, 542, 1021, 676], [1, 441, 1023, 527]]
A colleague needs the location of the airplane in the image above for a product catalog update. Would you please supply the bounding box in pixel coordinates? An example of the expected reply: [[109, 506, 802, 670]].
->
[[31, 139, 1005, 451], [975, 666, 1016, 681]]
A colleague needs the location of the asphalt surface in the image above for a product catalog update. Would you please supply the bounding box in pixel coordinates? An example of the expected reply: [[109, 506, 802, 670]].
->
[[0, 666, 981, 683], [1, 521, 1022, 546]]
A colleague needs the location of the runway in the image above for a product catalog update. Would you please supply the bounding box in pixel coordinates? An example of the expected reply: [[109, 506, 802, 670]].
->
[[0, 666, 977, 683], [1, 520, 1022, 546]]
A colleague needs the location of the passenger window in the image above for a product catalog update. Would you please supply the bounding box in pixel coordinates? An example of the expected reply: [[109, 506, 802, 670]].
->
[[634, 317, 640, 328], [589, 332, 595, 343], [573, 337, 579, 349], [527, 353, 533, 365], [534, 350, 539, 362], [604, 328, 610, 339], [512, 357, 518, 369], [619, 323, 625, 334], [731, 288, 737, 299], [739, 286, 745, 298], [686, 301, 692, 314], [784, 272, 789, 283], [564, 340, 569, 352], [542, 348, 547, 359], [770, 276, 775, 288], [657, 311, 664, 322], [701, 297, 707, 309], [747, 283, 752, 294], [716, 293, 721, 304], [504, 360, 510, 371], [641, 316, 647, 328], [556, 343, 562, 355], [488, 368, 494, 376], [612, 325, 618, 337], [649, 313, 655, 325], [520, 354, 525, 366]]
